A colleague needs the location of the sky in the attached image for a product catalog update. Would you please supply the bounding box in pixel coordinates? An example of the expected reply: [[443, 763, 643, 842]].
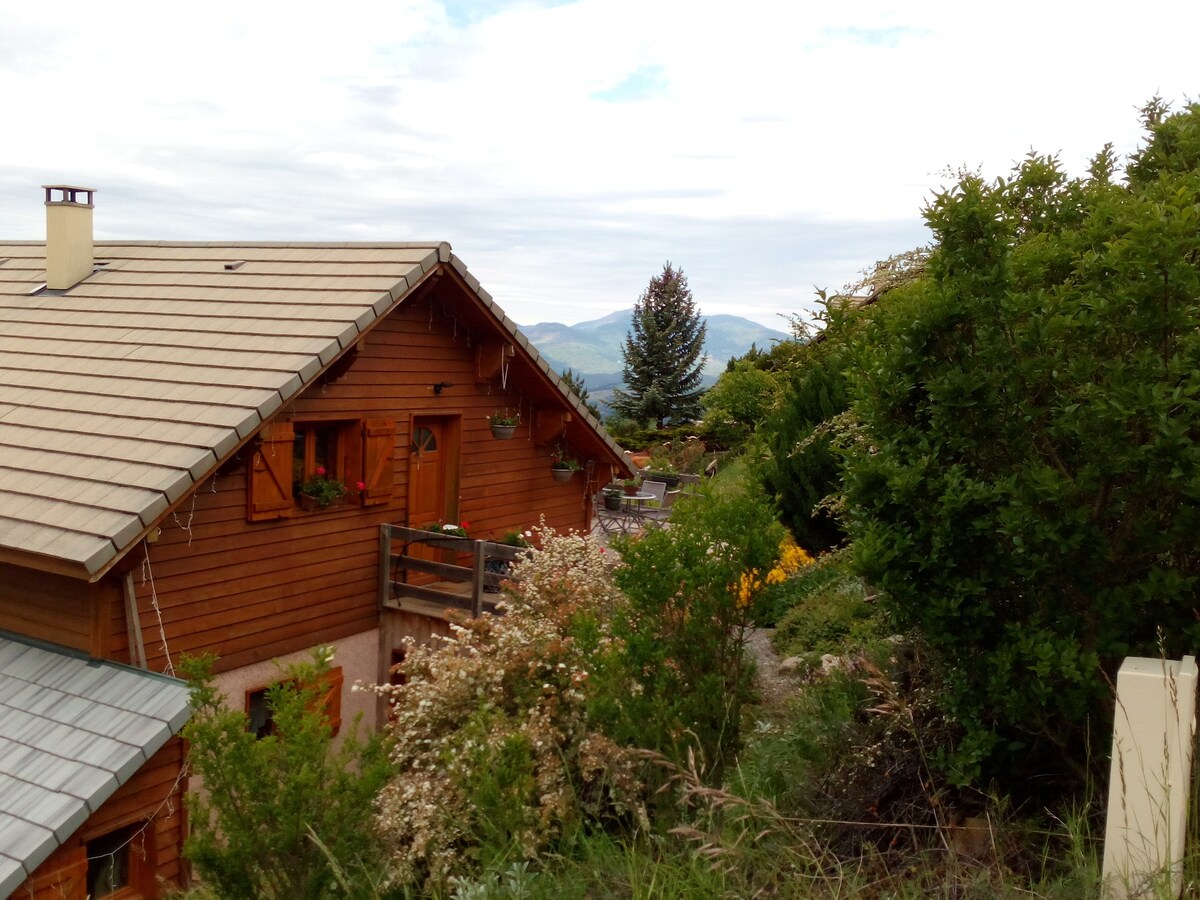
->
[[1, 1, 1196, 330]]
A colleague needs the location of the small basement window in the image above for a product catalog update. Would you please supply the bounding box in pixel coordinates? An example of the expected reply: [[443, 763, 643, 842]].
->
[[245, 667, 344, 739], [246, 685, 275, 739], [86, 822, 153, 898]]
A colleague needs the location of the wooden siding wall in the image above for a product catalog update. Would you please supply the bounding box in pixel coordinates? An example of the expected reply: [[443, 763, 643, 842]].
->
[[0, 563, 117, 657], [21, 737, 187, 898], [125, 283, 597, 674]]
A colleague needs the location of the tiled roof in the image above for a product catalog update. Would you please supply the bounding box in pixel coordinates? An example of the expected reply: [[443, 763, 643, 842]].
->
[[0, 241, 443, 577], [0, 631, 191, 897], [0, 241, 628, 579]]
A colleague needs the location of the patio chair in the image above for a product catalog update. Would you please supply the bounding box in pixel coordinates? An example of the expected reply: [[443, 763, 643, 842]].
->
[[596, 492, 633, 535], [641, 489, 680, 529], [629, 480, 666, 529], [638, 479, 667, 506]]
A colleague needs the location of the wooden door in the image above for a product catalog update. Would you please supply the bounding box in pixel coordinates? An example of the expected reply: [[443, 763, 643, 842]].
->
[[409, 418, 449, 527], [407, 417, 459, 584]]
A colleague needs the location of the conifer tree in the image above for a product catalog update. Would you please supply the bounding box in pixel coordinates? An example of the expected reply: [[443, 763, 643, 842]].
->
[[560, 367, 600, 419], [611, 262, 707, 428]]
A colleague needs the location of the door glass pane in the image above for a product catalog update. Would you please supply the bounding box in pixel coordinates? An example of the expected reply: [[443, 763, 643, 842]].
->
[[411, 426, 436, 453]]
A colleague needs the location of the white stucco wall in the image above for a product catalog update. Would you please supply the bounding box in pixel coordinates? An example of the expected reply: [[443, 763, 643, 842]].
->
[[210, 629, 380, 740]]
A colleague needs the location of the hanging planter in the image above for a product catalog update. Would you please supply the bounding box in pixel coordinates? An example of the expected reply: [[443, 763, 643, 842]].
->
[[487, 409, 520, 440], [550, 444, 581, 482]]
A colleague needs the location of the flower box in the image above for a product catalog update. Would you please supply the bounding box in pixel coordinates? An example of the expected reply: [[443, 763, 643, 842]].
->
[[299, 493, 348, 512]]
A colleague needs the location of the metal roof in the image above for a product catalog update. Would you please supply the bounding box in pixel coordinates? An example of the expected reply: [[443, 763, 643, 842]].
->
[[0, 241, 629, 580], [0, 631, 191, 897]]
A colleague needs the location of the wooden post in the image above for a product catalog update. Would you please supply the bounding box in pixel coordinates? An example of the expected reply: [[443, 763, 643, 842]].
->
[[122, 572, 147, 669], [378, 524, 392, 609], [471, 540, 486, 618], [1102, 655, 1198, 898]]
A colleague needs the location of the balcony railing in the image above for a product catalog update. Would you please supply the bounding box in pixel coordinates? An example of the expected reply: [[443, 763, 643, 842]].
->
[[378, 525, 526, 617]]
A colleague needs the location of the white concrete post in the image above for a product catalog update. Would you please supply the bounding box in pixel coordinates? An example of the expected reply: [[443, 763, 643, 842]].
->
[[1102, 655, 1198, 898]]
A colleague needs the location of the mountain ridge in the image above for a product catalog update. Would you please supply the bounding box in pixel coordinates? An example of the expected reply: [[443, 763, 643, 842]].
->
[[521, 309, 790, 392]]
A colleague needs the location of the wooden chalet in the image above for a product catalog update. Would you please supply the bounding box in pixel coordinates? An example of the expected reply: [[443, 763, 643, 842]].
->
[[0, 186, 632, 897]]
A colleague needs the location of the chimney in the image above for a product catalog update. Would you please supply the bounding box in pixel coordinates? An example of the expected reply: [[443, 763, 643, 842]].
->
[[43, 185, 96, 290]]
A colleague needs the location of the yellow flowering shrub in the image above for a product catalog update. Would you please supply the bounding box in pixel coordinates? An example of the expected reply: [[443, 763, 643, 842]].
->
[[737, 535, 815, 609]]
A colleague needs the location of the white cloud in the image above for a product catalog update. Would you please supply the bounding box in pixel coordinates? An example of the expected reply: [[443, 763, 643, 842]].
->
[[1, 0, 1197, 328]]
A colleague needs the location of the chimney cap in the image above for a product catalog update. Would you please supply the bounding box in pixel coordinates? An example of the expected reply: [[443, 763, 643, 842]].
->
[[43, 185, 96, 207]]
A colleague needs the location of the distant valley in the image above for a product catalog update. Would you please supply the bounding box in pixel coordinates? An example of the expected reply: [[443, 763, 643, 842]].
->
[[521, 310, 791, 403]]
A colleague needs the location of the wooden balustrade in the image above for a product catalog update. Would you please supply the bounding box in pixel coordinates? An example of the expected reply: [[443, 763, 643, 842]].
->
[[378, 525, 525, 617]]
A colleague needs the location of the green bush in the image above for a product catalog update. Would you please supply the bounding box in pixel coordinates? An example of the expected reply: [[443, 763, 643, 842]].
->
[[701, 361, 782, 452], [771, 573, 879, 663], [181, 650, 392, 899], [845, 100, 1200, 787], [609, 486, 784, 777], [755, 303, 859, 553]]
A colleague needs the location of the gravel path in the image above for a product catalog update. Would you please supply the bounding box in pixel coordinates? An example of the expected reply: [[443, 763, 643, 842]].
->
[[745, 627, 793, 710]]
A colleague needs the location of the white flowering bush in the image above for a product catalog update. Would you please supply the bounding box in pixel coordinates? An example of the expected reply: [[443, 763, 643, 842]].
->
[[371, 526, 645, 891]]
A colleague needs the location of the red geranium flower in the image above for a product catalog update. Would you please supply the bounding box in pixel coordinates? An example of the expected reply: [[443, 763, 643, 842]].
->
[[316, 466, 326, 477]]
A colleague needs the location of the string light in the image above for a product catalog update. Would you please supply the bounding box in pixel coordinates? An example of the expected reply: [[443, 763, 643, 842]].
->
[[140, 542, 174, 677], [78, 756, 189, 896]]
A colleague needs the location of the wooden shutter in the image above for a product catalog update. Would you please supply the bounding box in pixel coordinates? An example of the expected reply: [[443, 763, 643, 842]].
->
[[248, 421, 295, 522], [320, 666, 344, 735], [360, 419, 395, 506]]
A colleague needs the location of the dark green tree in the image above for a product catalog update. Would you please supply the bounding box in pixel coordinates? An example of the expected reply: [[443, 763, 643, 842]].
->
[[759, 352, 850, 552], [560, 366, 600, 419], [845, 100, 1200, 788], [756, 256, 922, 553], [611, 263, 707, 428]]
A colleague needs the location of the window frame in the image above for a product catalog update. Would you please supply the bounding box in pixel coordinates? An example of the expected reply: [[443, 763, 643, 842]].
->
[[247, 418, 395, 521], [244, 666, 344, 738], [292, 420, 350, 500], [85, 821, 155, 899]]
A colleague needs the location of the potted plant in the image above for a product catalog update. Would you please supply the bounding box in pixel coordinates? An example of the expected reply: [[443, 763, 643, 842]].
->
[[550, 447, 582, 482], [602, 486, 623, 511], [622, 478, 640, 496], [488, 409, 520, 440], [644, 458, 681, 488], [483, 530, 530, 592], [421, 521, 470, 538], [498, 530, 532, 549], [298, 467, 348, 510]]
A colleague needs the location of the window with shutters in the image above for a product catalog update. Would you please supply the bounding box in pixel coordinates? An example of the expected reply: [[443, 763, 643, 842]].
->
[[293, 422, 346, 493], [247, 418, 395, 521], [246, 666, 344, 738]]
